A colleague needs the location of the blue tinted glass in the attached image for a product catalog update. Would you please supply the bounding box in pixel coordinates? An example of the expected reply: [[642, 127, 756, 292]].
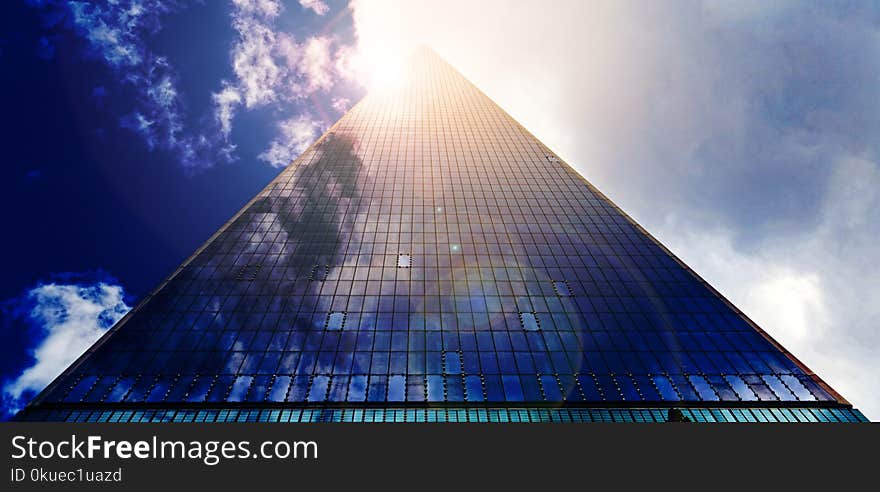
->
[[387, 375, 405, 402], [327, 376, 348, 401], [347, 375, 367, 402], [367, 375, 386, 402], [780, 375, 815, 401], [464, 375, 483, 402], [553, 281, 572, 297], [326, 312, 345, 331], [307, 376, 329, 402], [289, 376, 309, 402], [268, 376, 291, 402], [725, 375, 757, 401], [689, 375, 719, 401], [22, 46, 851, 422], [653, 375, 680, 401], [65, 376, 98, 403], [762, 375, 797, 401], [520, 313, 540, 331], [502, 375, 524, 401], [226, 376, 252, 402]]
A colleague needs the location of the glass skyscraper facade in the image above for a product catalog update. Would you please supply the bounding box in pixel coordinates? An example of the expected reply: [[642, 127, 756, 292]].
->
[[17, 48, 865, 422]]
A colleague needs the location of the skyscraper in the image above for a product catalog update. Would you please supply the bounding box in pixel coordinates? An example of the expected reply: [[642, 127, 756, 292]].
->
[[17, 48, 865, 423]]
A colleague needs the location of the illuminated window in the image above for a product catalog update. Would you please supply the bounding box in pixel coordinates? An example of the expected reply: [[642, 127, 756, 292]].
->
[[326, 312, 345, 331]]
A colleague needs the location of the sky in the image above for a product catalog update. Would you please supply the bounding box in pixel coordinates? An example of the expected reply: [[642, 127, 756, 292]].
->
[[1, 0, 877, 419]]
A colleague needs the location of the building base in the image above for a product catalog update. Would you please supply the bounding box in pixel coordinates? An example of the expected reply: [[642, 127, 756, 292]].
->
[[15, 406, 868, 423]]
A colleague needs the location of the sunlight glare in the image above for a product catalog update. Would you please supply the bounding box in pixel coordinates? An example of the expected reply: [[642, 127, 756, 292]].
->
[[349, 2, 416, 92], [365, 53, 406, 92]]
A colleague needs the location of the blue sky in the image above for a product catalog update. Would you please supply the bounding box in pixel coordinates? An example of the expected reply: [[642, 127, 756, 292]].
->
[[1, 0, 878, 419], [0, 0, 363, 416]]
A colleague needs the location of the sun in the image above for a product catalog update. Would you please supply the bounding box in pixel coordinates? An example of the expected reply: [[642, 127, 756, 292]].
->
[[367, 59, 405, 91], [361, 51, 407, 92], [344, 38, 413, 93]]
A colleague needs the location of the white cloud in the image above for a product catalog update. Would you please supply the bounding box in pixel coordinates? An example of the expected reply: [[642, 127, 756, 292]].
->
[[275, 32, 303, 68], [333, 43, 359, 84], [229, 0, 284, 108], [213, 83, 243, 139], [233, 0, 282, 18], [66, 1, 160, 68], [42, 1, 233, 170], [213, 2, 354, 147], [332, 96, 351, 113], [299, 0, 330, 16], [656, 155, 880, 418], [659, 227, 828, 351], [347, 0, 880, 418], [259, 115, 322, 167], [300, 37, 335, 92], [3, 281, 131, 415], [67, 2, 182, 145], [39, 1, 355, 169]]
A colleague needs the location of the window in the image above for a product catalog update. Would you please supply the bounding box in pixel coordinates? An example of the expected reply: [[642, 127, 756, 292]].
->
[[309, 264, 329, 281], [234, 264, 262, 281], [397, 254, 412, 268], [520, 312, 540, 331], [552, 280, 572, 297], [27, 46, 846, 413], [326, 312, 345, 331]]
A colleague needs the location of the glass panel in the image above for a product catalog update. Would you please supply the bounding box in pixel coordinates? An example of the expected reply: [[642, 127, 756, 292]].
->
[[552, 280, 572, 297], [520, 312, 540, 331], [326, 312, 345, 331], [21, 46, 848, 418]]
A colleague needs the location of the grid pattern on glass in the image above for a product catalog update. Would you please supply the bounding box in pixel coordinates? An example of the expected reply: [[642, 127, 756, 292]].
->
[[28, 48, 844, 410], [16, 407, 868, 423], [552, 280, 572, 297]]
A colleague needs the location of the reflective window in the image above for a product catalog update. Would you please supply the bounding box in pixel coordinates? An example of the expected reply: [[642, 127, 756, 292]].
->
[[520, 313, 540, 331], [30, 47, 840, 413], [553, 280, 572, 297], [326, 312, 345, 331]]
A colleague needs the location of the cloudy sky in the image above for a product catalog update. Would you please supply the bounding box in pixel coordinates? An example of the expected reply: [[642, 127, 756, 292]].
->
[[1, 0, 877, 419]]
